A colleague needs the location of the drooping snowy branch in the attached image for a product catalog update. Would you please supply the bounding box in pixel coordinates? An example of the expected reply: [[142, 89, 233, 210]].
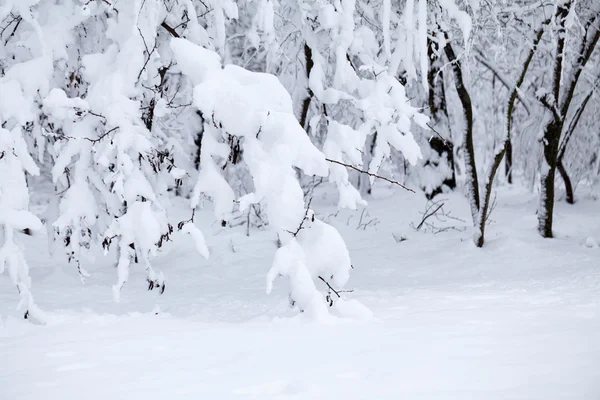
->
[[171, 37, 358, 316]]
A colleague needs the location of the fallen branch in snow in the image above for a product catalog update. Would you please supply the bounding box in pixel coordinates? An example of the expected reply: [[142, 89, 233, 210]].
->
[[414, 202, 444, 231], [325, 158, 415, 193], [392, 233, 407, 243], [356, 208, 379, 231], [410, 199, 467, 234]]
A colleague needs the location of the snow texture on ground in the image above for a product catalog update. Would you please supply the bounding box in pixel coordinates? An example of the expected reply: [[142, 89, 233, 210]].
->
[[1, 186, 599, 399]]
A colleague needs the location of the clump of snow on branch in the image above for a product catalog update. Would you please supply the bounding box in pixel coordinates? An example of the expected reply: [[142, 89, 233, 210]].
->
[[0, 84, 45, 323]]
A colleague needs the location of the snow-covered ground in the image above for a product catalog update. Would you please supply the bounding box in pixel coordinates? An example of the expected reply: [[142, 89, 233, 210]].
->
[[1, 186, 599, 400]]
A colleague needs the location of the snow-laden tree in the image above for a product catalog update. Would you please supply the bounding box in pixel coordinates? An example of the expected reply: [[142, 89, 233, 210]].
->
[[10, 0, 600, 319], [533, 1, 600, 237], [169, 38, 367, 317], [243, 0, 473, 207], [463, 0, 600, 240], [0, 0, 240, 316], [3, 0, 427, 319], [0, 81, 45, 323]]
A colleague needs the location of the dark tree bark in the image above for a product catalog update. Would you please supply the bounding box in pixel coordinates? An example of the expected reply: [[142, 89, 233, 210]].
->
[[556, 160, 574, 204], [473, 21, 546, 247], [194, 111, 204, 170], [539, 120, 562, 238], [473, 51, 534, 185], [538, 8, 599, 237], [443, 38, 479, 223], [424, 36, 456, 199], [556, 87, 595, 204], [299, 43, 314, 130], [505, 141, 513, 184]]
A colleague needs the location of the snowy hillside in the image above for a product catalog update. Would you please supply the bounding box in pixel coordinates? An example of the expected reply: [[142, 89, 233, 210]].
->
[[2, 186, 599, 399]]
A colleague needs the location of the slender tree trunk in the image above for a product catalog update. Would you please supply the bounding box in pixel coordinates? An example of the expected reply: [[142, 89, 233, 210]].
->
[[194, 111, 204, 170], [359, 133, 377, 195], [555, 87, 596, 205], [505, 141, 512, 184], [474, 149, 505, 247], [557, 160, 574, 204], [538, 6, 599, 237], [538, 120, 563, 238], [474, 19, 546, 247], [299, 43, 314, 130], [424, 36, 456, 198], [443, 38, 479, 223], [537, 3, 571, 238]]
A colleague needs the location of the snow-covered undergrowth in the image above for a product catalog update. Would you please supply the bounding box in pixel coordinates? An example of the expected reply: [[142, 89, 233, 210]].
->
[[2, 186, 599, 399]]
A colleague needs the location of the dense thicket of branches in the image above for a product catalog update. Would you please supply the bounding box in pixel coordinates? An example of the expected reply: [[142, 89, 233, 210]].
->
[[1, 0, 599, 320]]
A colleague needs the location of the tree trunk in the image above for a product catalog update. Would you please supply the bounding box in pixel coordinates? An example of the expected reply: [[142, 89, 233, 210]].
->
[[474, 21, 546, 247], [424, 37, 456, 198], [194, 111, 204, 170], [358, 133, 377, 195], [555, 87, 595, 205], [536, 3, 600, 237], [443, 39, 479, 223], [474, 147, 506, 247], [537, 2, 572, 238], [505, 140, 512, 184], [299, 43, 314, 130], [538, 121, 562, 238], [557, 159, 574, 204]]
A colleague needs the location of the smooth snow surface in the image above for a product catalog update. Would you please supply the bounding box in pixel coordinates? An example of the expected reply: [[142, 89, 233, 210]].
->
[[2, 187, 600, 399]]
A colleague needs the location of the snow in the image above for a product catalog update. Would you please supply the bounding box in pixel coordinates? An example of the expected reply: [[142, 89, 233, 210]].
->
[[1, 0, 600, 398], [2, 186, 599, 399], [0, 81, 35, 124], [170, 38, 222, 85], [403, 0, 416, 79], [418, 0, 428, 90], [180, 222, 210, 259], [296, 210, 352, 289], [438, 0, 472, 47], [381, 0, 391, 57]]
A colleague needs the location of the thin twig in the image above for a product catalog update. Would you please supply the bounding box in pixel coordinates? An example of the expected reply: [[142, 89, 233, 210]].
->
[[426, 123, 448, 145], [286, 198, 312, 236], [416, 203, 444, 230], [137, 27, 158, 81], [318, 276, 342, 298], [3, 15, 21, 45], [161, 21, 180, 38], [325, 158, 415, 193], [85, 127, 119, 143]]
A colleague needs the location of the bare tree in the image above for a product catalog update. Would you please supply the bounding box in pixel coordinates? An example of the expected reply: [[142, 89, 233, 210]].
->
[[556, 85, 596, 204], [473, 17, 548, 247], [537, 5, 600, 237], [443, 36, 480, 224]]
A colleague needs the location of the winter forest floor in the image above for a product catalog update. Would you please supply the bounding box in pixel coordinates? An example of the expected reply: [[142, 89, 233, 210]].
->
[[1, 184, 599, 400]]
